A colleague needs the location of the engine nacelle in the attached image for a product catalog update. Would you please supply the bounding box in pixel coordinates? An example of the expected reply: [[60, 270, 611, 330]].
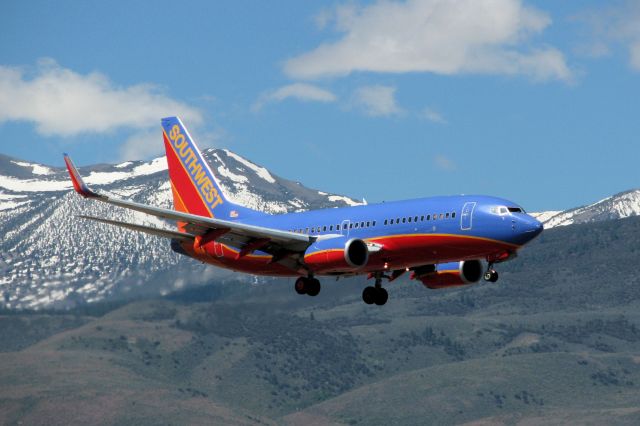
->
[[414, 260, 483, 289], [304, 236, 369, 273]]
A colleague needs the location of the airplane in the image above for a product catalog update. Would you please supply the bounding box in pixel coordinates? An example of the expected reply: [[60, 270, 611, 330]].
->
[[63, 116, 543, 306]]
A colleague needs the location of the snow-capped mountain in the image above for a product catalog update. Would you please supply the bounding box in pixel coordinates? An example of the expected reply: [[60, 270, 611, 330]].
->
[[1, 148, 638, 310], [0, 150, 362, 310], [532, 189, 640, 228]]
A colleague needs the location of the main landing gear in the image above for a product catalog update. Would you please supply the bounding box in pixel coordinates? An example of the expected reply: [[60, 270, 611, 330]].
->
[[483, 263, 499, 283], [362, 273, 388, 306], [294, 276, 321, 296]]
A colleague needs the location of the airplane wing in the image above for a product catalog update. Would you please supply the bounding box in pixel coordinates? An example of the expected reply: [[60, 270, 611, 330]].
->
[[78, 215, 197, 241], [63, 154, 316, 256]]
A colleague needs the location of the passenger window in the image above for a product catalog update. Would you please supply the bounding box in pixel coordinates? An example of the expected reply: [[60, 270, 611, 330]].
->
[[433, 214, 437, 221], [427, 215, 430, 220], [305, 227, 309, 233], [323, 226, 327, 232], [396, 218, 400, 224], [452, 212, 456, 219], [446, 213, 450, 219], [330, 225, 333, 231], [350, 223, 354, 229], [439, 213, 444, 219], [402, 217, 406, 223], [414, 216, 418, 222], [337, 224, 341, 230], [360, 221, 365, 228], [384, 219, 388, 225], [420, 215, 424, 221], [366, 221, 370, 227], [408, 217, 412, 223], [355, 222, 359, 229], [372, 221, 376, 226]]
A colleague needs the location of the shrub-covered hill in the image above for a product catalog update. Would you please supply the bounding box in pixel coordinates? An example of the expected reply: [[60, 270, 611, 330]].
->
[[1, 217, 640, 425]]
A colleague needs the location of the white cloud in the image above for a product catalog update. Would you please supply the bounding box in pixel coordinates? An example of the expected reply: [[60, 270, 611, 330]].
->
[[352, 85, 402, 117], [285, 0, 571, 81], [0, 59, 203, 137], [575, 1, 640, 71], [252, 83, 337, 111], [434, 154, 456, 171], [422, 107, 446, 124], [119, 129, 161, 161]]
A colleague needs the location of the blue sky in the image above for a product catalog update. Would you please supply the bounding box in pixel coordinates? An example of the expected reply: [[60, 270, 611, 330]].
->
[[1, 0, 639, 211]]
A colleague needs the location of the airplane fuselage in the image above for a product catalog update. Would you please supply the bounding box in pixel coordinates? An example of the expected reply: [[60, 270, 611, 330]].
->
[[175, 194, 543, 277]]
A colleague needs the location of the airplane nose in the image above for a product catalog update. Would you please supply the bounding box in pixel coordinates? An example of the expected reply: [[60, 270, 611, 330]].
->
[[524, 217, 544, 238]]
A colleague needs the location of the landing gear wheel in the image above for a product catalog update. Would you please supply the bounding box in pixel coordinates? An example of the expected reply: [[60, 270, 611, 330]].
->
[[362, 286, 376, 305], [484, 270, 499, 283], [306, 278, 321, 296], [294, 277, 307, 295], [374, 287, 388, 306]]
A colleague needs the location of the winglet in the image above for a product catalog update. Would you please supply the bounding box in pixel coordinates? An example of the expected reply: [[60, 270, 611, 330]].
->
[[63, 154, 96, 198]]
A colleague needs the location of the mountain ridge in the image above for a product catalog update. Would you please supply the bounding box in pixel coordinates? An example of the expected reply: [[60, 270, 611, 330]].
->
[[0, 150, 638, 309]]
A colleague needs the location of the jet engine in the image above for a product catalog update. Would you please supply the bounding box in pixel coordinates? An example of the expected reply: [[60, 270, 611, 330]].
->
[[304, 236, 369, 273], [412, 260, 483, 289]]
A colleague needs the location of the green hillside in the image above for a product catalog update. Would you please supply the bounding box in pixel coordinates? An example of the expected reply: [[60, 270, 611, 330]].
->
[[1, 217, 640, 425]]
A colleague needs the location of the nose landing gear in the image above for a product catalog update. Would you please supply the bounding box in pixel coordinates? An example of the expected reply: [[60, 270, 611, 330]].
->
[[483, 263, 499, 283]]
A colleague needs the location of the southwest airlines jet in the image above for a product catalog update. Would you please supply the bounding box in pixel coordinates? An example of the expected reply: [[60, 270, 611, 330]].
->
[[64, 117, 543, 306]]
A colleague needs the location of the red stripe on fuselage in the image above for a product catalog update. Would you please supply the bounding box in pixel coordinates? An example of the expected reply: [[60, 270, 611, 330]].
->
[[163, 133, 212, 218], [177, 233, 516, 278]]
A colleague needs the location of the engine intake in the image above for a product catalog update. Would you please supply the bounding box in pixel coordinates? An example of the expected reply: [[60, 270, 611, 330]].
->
[[344, 238, 369, 268], [304, 236, 369, 273]]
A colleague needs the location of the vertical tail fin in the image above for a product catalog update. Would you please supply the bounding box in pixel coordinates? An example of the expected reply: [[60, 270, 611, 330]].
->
[[161, 116, 260, 226]]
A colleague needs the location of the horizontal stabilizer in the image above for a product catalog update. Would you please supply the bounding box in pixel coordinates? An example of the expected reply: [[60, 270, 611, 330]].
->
[[78, 215, 196, 241]]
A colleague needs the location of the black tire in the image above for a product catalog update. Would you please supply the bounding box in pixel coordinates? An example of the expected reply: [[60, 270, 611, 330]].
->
[[362, 286, 376, 305], [294, 277, 307, 295], [306, 278, 321, 296], [489, 271, 499, 283], [374, 287, 388, 306]]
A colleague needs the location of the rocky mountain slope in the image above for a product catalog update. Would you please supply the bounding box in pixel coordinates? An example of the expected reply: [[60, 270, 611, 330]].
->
[[0, 150, 362, 309]]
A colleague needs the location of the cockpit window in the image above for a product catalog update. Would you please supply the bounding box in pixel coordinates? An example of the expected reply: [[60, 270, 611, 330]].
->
[[490, 206, 509, 215], [508, 207, 524, 213]]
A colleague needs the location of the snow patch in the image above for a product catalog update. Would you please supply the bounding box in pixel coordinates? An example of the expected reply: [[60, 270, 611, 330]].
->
[[224, 149, 276, 183], [115, 161, 133, 168], [11, 161, 54, 175], [328, 195, 363, 207], [0, 175, 71, 192], [217, 166, 249, 183], [0, 200, 30, 211], [133, 157, 167, 175], [530, 211, 562, 224]]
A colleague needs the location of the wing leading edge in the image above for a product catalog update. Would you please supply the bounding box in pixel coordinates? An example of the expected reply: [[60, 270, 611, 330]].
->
[[62, 154, 316, 255]]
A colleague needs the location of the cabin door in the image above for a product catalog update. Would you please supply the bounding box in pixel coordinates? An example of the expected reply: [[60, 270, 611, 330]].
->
[[460, 202, 476, 231]]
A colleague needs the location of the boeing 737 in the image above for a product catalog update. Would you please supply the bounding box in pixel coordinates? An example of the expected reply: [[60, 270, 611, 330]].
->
[[64, 117, 543, 306]]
